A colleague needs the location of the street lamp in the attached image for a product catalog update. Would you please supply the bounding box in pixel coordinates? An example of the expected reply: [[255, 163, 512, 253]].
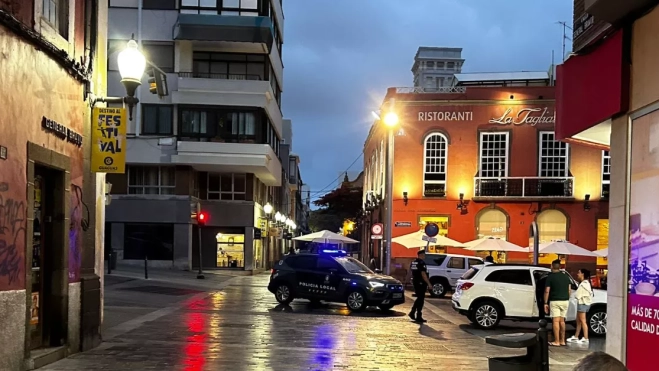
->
[[94, 36, 146, 120], [275, 212, 282, 222], [381, 99, 399, 275], [264, 202, 273, 215]]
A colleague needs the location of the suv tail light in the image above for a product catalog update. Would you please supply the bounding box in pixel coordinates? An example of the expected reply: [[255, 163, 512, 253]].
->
[[271, 269, 277, 275], [459, 282, 474, 291]]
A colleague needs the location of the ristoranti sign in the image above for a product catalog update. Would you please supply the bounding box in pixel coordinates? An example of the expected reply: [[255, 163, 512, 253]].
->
[[489, 107, 555, 126], [418, 111, 474, 121]]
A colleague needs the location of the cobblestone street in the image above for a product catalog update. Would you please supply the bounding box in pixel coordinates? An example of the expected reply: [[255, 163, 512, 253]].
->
[[40, 272, 593, 371]]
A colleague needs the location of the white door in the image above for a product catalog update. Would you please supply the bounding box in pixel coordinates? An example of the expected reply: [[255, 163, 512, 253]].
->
[[445, 257, 467, 288], [486, 269, 536, 317]]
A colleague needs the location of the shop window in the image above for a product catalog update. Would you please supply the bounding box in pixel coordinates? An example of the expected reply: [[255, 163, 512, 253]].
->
[[479, 132, 509, 178], [602, 150, 611, 199], [123, 224, 174, 260], [476, 208, 508, 262], [217, 233, 244, 268], [538, 131, 569, 177], [207, 173, 246, 200], [537, 209, 568, 264], [423, 133, 448, 197], [127, 166, 176, 195], [418, 216, 449, 253], [141, 104, 173, 135], [597, 219, 609, 268]]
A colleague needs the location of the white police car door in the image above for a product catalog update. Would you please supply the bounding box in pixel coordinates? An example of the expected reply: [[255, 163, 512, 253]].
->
[[314, 257, 343, 300]]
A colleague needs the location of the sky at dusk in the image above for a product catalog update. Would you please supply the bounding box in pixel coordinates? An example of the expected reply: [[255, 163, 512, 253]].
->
[[281, 0, 573, 201]]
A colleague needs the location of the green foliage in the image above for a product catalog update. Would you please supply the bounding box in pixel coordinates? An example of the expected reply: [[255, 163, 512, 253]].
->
[[309, 186, 363, 232]]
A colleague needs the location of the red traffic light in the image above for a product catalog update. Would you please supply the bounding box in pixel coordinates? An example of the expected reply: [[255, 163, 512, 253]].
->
[[197, 211, 208, 226]]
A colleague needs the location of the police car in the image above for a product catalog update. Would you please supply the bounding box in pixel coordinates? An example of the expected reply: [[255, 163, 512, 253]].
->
[[268, 250, 405, 311]]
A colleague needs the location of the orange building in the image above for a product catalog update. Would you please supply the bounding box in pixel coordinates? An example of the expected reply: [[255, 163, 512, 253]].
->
[[361, 75, 610, 273]]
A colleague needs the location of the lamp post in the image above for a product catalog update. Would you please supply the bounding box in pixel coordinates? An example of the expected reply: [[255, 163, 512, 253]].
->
[[94, 36, 146, 120], [382, 103, 399, 276], [263, 202, 273, 268]]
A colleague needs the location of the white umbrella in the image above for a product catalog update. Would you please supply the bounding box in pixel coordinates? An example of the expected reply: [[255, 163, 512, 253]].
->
[[537, 240, 598, 257], [464, 237, 528, 252], [594, 248, 608, 257], [292, 230, 359, 244], [392, 229, 465, 249]]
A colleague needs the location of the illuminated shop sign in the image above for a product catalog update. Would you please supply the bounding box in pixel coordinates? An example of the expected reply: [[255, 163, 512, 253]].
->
[[489, 107, 555, 126], [418, 111, 474, 121]]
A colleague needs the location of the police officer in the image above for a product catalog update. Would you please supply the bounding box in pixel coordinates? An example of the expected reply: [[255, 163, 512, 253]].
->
[[409, 249, 432, 322]]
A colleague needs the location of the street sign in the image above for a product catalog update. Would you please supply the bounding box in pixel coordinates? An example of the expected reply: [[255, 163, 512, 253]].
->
[[422, 235, 437, 243], [371, 235, 383, 240], [371, 223, 383, 235], [395, 221, 412, 227], [424, 222, 440, 238]]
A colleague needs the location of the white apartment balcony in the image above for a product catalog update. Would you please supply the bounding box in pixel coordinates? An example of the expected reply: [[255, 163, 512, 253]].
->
[[473, 177, 575, 201], [172, 73, 283, 135], [171, 141, 282, 186]]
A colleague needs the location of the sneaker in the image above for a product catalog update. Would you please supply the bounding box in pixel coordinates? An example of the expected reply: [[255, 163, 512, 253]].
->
[[567, 336, 579, 343], [578, 338, 590, 344]]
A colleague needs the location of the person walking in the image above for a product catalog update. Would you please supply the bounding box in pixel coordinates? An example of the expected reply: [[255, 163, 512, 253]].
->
[[568, 268, 594, 344], [544, 259, 572, 346], [409, 249, 432, 323]]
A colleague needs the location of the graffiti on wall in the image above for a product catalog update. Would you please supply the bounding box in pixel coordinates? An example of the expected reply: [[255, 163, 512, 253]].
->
[[0, 181, 24, 287], [69, 184, 83, 282]]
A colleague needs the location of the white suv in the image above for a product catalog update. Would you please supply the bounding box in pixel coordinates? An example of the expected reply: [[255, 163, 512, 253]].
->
[[452, 264, 608, 336], [423, 253, 484, 298]]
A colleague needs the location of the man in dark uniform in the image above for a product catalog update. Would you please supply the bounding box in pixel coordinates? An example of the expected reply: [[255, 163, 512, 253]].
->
[[409, 249, 432, 322]]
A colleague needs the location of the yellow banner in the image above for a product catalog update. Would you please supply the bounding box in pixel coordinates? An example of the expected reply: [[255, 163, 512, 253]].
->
[[91, 107, 127, 173]]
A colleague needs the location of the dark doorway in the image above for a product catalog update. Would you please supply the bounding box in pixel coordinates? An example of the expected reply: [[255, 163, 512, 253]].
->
[[30, 165, 67, 350]]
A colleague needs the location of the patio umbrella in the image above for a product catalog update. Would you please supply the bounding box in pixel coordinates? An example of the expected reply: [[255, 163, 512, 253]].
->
[[292, 230, 359, 244], [594, 248, 609, 257], [537, 240, 599, 257], [392, 229, 465, 249], [463, 237, 528, 253]]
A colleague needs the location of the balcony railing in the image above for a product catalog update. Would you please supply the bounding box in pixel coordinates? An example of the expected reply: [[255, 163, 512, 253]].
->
[[179, 72, 262, 81], [474, 177, 574, 198], [395, 86, 466, 94]]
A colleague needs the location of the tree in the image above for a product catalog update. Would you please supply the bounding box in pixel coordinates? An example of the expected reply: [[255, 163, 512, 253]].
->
[[310, 186, 362, 233]]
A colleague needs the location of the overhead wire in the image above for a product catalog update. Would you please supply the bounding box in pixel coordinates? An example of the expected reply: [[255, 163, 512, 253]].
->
[[309, 153, 363, 199]]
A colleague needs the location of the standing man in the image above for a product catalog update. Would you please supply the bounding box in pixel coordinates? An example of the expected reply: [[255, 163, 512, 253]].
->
[[544, 259, 572, 346], [409, 249, 432, 323]]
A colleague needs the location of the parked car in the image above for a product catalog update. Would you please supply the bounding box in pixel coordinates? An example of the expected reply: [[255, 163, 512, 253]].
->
[[268, 250, 405, 311], [423, 253, 484, 297], [452, 264, 608, 336]]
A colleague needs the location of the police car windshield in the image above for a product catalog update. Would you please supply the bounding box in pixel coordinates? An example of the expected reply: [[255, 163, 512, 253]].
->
[[335, 257, 372, 273]]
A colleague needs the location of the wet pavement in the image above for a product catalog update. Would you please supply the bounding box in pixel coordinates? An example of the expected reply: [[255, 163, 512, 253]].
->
[[40, 273, 592, 370]]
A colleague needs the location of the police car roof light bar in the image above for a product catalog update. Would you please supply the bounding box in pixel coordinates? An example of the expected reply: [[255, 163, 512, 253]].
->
[[321, 249, 347, 255]]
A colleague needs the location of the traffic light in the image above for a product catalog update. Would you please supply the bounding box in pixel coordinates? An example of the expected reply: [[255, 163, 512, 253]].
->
[[145, 65, 169, 98], [197, 211, 208, 227]]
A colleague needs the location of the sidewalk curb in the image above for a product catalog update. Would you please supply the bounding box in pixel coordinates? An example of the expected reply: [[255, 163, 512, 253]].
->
[[406, 292, 579, 367]]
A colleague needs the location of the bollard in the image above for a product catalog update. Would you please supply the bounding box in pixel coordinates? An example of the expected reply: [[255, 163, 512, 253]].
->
[[144, 255, 148, 279], [107, 251, 112, 275], [537, 319, 549, 371]]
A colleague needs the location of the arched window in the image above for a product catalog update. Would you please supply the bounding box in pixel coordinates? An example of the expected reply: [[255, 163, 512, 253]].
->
[[423, 133, 448, 197], [537, 209, 568, 264], [476, 209, 508, 240]]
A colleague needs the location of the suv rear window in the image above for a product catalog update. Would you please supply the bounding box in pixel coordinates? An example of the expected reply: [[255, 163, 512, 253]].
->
[[485, 269, 533, 286], [424, 254, 447, 266], [461, 267, 480, 280]]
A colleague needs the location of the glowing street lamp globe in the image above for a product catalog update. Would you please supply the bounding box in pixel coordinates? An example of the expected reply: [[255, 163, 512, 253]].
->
[[275, 212, 282, 222], [383, 112, 399, 127], [263, 203, 273, 215], [117, 39, 146, 88]]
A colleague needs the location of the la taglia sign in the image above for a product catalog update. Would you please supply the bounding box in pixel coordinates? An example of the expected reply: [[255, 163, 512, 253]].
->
[[489, 107, 555, 126]]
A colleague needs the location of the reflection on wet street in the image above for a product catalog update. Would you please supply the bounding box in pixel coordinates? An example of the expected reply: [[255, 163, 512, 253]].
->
[[41, 274, 587, 370]]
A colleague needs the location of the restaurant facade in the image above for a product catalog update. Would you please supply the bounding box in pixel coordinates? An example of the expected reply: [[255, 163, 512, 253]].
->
[[554, 0, 659, 367], [362, 84, 610, 281], [0, 0, 108, 369]]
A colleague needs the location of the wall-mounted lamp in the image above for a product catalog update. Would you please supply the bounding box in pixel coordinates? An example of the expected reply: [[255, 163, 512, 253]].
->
[[457, 193, 469, 214], [584, 194, 591, 212], [403, 191, 408, 206]]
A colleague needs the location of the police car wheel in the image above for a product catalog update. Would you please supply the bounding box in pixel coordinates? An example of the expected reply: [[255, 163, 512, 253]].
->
[[274, 284, 293, 304], [346, 290, 366, 311]]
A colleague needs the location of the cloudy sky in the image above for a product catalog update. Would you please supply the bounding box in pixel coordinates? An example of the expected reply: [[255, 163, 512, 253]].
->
[[281, 0, 572, 201]]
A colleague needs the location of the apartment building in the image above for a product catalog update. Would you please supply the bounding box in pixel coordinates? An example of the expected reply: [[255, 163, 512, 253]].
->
[[0, 0, 108, 368], [104, 0, 287, 272], [362, 74, 610, 282], [411, 47, 465, 90]]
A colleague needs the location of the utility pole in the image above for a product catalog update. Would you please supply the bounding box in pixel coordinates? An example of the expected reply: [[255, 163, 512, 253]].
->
[[556, 21, 573, 61]]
